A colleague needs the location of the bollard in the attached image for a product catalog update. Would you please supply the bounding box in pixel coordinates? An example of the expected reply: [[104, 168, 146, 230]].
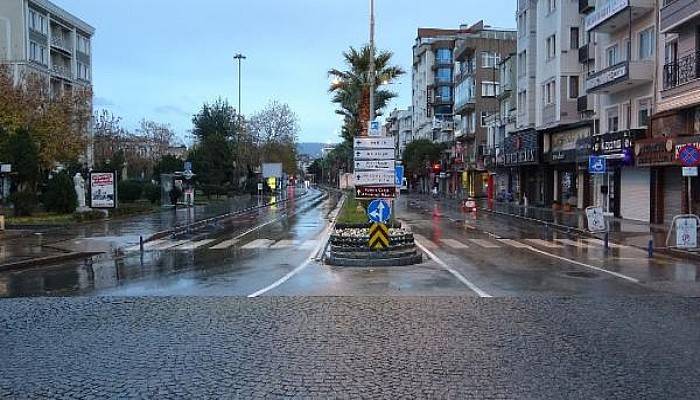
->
[[604, 232, 609, 251], [543, 224, 550, 241], [139, 236, 144, 253], [647, 240, 654, 258]]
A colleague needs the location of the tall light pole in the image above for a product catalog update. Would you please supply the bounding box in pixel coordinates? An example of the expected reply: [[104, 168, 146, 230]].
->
[[368, 0, 376, 123], [233, 53, 246, 115]]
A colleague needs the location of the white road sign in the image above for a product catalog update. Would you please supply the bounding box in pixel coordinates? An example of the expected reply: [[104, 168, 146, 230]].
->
[[354, 170, 396, 185], [354, 137, 394, 149], [585, 206, 607, 233], [354, 160, 395, 170], [354, 149, 394, 160], [676, 217, 698, 249]]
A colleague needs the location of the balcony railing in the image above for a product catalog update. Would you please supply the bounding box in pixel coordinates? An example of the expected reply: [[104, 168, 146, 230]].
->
[[51, 64, 71, 79], [664, 50, 700, 90], [578, 44, 594, 63], [577, 95, 593, 112], [51, 36, 71, 52]]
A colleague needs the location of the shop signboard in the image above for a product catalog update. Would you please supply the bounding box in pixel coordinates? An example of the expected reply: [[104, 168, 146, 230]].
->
[[90, 172, 116, 209], [676, 217, 698, 249], [635, 138, 675, 167], [502, 130, 540, 167], [549, 127, 590, 164]]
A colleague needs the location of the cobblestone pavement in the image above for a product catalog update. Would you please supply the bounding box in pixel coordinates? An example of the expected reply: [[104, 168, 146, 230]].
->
[[1, 297, 699, 399]]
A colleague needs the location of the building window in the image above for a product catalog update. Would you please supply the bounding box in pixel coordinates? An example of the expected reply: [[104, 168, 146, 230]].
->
[[437, 86, 451, 101], [622, 103, 631, 129], [606, 106, 619, 132], [568, 76, 579, 99], [436, 67, 451, 83], [481, 81, 499, 97], [481, 111, 492, 127], [606, 44, 619, 67], [638, 98, 652, 127], [639, 27, 655, 60], [570, 27, 579, 50], [481, 52, 500, 68], [77, 62, 90, 81], [548, 0, 556, 13], [77, 35, 91, 55], [517, 51, 526, 76], [546, 35, 556, 60], [436, 48, 452, 63], [544, 80, 555, 105], [29, 41, 47, 65], [28, 9, 48, 34], [518, 90, 527, 110], [518, 11, 527, 36]]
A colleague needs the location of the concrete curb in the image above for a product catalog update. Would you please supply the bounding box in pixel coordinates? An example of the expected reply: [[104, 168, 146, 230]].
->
[[0, 251, 103, 272], [326, 253, 423, 267]]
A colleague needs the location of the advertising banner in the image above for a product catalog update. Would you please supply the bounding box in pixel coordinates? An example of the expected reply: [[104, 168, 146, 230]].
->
[[90, 172, 116, 208]]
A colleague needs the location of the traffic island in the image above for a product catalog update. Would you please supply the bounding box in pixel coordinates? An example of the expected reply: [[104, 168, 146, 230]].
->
[[326, 223, 423, 267]]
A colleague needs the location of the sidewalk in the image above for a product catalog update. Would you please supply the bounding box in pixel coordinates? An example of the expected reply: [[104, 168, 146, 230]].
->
[[413, 193, 695, 258]]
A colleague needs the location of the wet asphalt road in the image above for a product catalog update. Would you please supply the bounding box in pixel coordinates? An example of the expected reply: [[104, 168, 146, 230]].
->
[[1, 191, 699, 298]]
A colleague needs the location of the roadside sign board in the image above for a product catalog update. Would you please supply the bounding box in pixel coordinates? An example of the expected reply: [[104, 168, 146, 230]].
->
[[354, 149, 394, 160], [682, 167, 698, 177], [588, 156, 607, 174], [90, 172, 116, 209], [184, 161, 192, 172], [355, 170, 395, 185], [369, 223, 390, 250], [678, 144, 700, 167], [676, 217, 698, 248], [356, 186, 396, 198], [395, 165, 404, 186], [367, 199, 391, 223], [585, 206, 607, 233], [368, 121, 381, 137], [0, 164, 10, 173], [262, 163, 283, 178], [354, 137, 394, 149], [354, 160, 395, 170]]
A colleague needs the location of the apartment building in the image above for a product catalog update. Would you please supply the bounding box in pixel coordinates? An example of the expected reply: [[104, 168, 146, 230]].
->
[[641, 0, 700, 225], [0, 0, 95, 164], [487, 53, 517, 197], [453, 21, 516, 198], [583, 0, 657, 221]]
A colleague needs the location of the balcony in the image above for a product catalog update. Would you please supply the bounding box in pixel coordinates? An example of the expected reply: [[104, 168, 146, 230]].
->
[[454, 96, 475, 113], [578, 44, 594, 63], [50, 36, 71, 54], [663, 50, 700, 90], [434, 96, 453, 105], [577, 95, 594, 112], [580, 0, 595, 13], [661, 0, 700, 33], [585, 60, 653, 93], [50, 64, 71, 80], [584, 0, 654, 33]]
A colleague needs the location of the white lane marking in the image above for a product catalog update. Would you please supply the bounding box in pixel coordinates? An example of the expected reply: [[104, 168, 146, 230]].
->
[[210, 238, 239, 250], [469, 239, 501, 248], [583, 238, 623, 249], [272, 239, 296, 249], [497, 239, 530, 248], [525, 239, 563, 249], [415, 240, 492, 297], [500, 240, 640, 283], [231, 213, 287, 241], [241, 239, 274, 249], [174, 239, 215, 250], [556, 238, 594, 249], [413, 234, 438, 249], [441, 238, 469, 249], [300, 240, 318, 249], [151, 240, 189, 250]]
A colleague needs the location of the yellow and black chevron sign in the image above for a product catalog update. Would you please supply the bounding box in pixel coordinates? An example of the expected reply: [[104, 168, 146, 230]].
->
[[369, 223, 389, 250]]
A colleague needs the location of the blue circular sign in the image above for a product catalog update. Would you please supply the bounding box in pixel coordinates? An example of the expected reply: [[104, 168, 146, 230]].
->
[[367, 199, 391, 223], [679, 144, 700, 167]]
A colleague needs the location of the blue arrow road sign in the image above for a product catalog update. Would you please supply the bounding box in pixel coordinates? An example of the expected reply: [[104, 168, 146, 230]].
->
[[367, 199, 391, 223], [395, 165, 404, 186], [588, 156, 606, 174]]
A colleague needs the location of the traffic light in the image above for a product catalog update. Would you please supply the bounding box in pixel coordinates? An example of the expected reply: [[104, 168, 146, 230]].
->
[[432, 163, 441, 173]]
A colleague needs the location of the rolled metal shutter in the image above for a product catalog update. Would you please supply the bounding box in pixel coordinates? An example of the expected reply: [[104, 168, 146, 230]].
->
[[664, 167, 683, 227], [621, 167, 650, 222]]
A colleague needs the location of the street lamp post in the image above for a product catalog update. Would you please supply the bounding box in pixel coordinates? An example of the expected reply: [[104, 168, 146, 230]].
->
[[368, 0, 376, 123], [233, 53, 246, 115]]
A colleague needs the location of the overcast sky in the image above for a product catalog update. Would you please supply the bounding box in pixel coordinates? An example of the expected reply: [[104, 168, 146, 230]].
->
[[56, 0, 516, 144]]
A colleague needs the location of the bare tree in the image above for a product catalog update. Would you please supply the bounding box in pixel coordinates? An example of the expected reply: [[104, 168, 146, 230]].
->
[[247, 100, 300, 174]]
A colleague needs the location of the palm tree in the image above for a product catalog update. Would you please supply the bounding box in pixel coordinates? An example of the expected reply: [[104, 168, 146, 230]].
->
[[328, 45, 404, 143]]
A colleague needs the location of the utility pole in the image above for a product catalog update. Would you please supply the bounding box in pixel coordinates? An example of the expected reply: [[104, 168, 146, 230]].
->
[[233, 53, 246, 115], [368, 0, 376, 122]]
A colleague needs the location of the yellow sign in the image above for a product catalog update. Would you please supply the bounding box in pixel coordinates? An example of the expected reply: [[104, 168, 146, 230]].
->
[[267, 176, 276, 190], [368, 223, 390, 250]]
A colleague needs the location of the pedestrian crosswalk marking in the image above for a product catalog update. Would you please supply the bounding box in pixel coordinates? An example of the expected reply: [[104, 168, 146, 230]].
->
[[151, 240, 189, 250], [441, 239, 469, 249], [497, 239, 530, 248], [525, 239, 563, 249], [468, 239, 501, 248], [556, 238, 594, 249], [210, 238, 240, 250], [583, 238, 623, 249], [271, 240, 296, 249], [174, 239, 215, 250], [413, 234, 438, 249], [241, 239, 274, 249]]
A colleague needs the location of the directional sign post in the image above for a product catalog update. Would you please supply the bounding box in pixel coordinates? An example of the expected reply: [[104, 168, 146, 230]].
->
[[356, 186, 396, 199], [369, 223, 390, 250], [354, 149, 394, 160], [354, 137, 394, 149], [355, 160, 395, 170], [355, 170, 395, 185], [367, 199, 391, 223], [395, 165, 404, 186]]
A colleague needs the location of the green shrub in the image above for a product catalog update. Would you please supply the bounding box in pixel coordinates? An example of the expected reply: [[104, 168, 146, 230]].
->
[[143, 183, 161, 204], [117, 180, 144, 203], [9, 191, 37, 217], [43, 171, 77, 214]]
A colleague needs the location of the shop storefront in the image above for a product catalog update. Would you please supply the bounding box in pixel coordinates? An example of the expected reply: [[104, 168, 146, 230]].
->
[[546, 125, 591, 210], [635, 137, 679, 225], [591, 129, 646, 220], [500, 129, 543, 206]]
